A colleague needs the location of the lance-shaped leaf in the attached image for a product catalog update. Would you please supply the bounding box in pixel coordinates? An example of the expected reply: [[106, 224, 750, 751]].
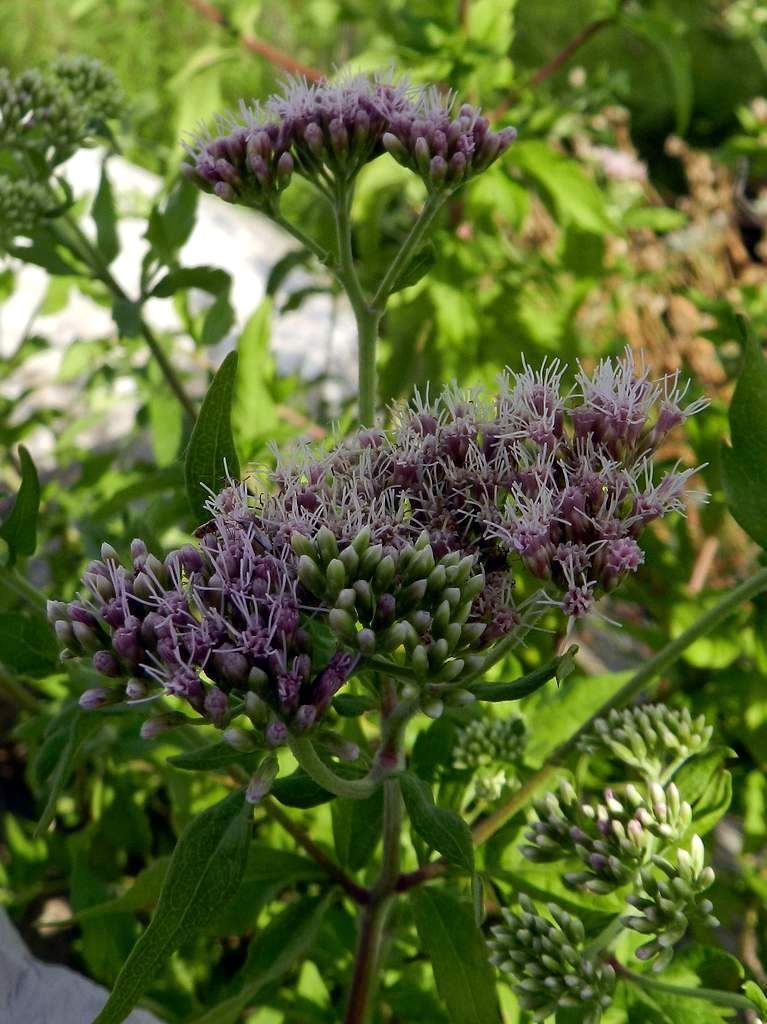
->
[[410, 888, 499, 1024], [401, 772, 474, 873], [184, 351, 240, 521], [92, 161, 120, 264], [1, 446, 40, 565], [34, 705, 101, 836], [92, 790, 251, 1024]]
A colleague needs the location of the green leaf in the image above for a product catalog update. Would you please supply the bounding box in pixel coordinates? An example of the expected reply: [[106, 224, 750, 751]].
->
[[721, 320, 767, 548], [232, 299, 278, 453], [71, 857, 171, 922], [623, 207, 687, 233], [184, 351, 240, 522], [0, 612, 58, 677], [471, 655, 566, 701], [166, 741, 264, 773], [391, 243, 436, 293], [92, 161, 119, 264], [150, 266, 230, 298], [331, 787, 384, 870], [0, 446, 40, 565], [189, 891, 334, 1024], [9, 237, 81, 275], [201, 292, 235, 346], [744, 981, 767, 1016], [92, 790, 251, 1024], [243, 843, 325, 886], [271, 768, 334, 808], [672, 746, 733, 807], [332, 694, 377, 717], [410, 888, 499, 1024], [111, 298, 142, 339], [34, 706, 101, 836], [145, 177, 198, 263], [401, 773, 474, 873], [510, 140, 613, 235]]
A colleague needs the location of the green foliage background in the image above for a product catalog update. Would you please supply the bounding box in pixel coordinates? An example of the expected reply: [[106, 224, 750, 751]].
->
[[2, 1, 767, 1022]]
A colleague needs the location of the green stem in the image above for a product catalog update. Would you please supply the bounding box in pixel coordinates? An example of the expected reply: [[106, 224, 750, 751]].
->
[[615, 962, 759, 1013], [288, 735, 380, 799], [344, 682, 404, 1024], [332, 186, 380, 426], [49, 216, 197, 421], [582, 915, 626, 959], [0, 664, 41, 711], [371, 193, 446, 309]]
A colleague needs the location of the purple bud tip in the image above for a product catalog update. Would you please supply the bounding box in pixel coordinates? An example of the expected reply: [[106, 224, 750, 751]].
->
[[79, 686, 118, 710]]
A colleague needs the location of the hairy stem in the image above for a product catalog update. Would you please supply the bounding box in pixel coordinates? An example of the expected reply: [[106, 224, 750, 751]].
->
[[614, 961, 759, 1012], [372, 192, 446, 309]]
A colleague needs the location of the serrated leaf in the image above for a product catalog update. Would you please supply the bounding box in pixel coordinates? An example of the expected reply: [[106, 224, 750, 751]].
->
[[189, 891, 334, 1024], [0, 446, 40, 565], [184, 351, 240, 521], [166, 740, 264, 772], [92, 161, 119, 263], [721, 320, 767, 549], [150, 265, 230, 298], [401, 773, 474, 873], [35, 706, 101, 836], [92, 791, 251, 1024], [410, 888, 499, 1024], [0, 612, 58, 677], [331, 787, 383, 870]]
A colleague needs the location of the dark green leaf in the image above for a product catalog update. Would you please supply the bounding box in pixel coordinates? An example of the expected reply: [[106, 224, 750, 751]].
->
[[92, 162, 120, 264], [266, 249, 311, 295], [34, 706, 101, 836], [721, 320, 767, 548], [189, 891, 334, 1024], [201, 293, 235, 345], [410, 888, 499, 1024], [471, 655, 566, 702], [331, 787, 383, 870], [243, 843, 325, 886], [621, 8, 693, 133], [166, 741, 264, 773], [400, 773, 474, 873], [145, 177, 198, 262], [93, 790, 251, 1024], [9, 237, 81, 275], [111, 298, 142, 339], [332, 694, 376, 717], [0, 445, 40, 564], [391, 243, 436, 293], [72, 857, 171, 922], [0, 612, 58, 677], [184, 351, 240, 522], [150, 266, 230, 298]]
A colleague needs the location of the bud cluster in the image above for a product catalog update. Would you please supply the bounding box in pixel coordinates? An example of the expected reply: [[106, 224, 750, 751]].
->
[[452, 712, 528, 801], [293, 525, 489, 693], [580, 703, 713, 781], [0, 57, 122, 166], [183, 70, 515, 205], [0, 175, 50, 249], [623, 835, 718, 971], [382, 91, 516, 193], [488, 894, 616, 1023], [522, 780, 692, 893]]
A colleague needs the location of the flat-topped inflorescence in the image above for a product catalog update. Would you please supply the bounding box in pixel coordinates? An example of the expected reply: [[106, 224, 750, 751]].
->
[[54, 351, 705, 737], [488, 893, 616, 1023], [182, 69, 516, 205]]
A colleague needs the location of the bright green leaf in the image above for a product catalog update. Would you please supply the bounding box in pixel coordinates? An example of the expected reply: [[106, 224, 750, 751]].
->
[[401, 773, 474, 873]]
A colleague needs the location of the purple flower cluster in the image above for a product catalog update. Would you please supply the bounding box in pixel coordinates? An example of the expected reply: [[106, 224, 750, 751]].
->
[[182, 71, 515, 205], [264, 350, 705, 622], [48, 523, 356, 743], [53, 352, 703, 737], [382, 89, 517, 192]]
